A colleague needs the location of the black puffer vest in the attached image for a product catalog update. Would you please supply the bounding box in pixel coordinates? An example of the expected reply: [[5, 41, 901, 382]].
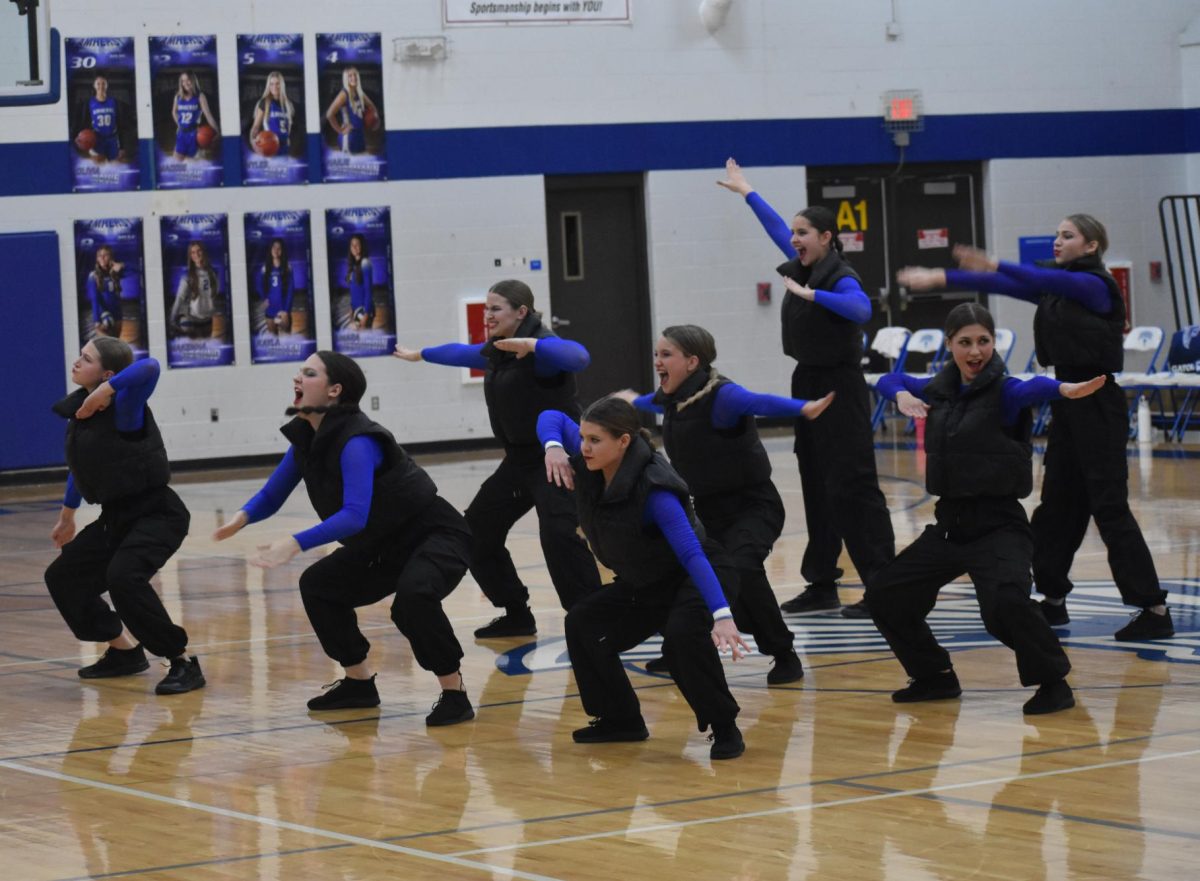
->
[[281, 408, 437, 551], [574, 437, 705, 585], [52, 388, 170, 505], [482, 312, 581, 449], [1032, 255, 1125, 380], [655, 370, 772, 497], [776, 249, 865, 367], [924, 353, 1033, 500]]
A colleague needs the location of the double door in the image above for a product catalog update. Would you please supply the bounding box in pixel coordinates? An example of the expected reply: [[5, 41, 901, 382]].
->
[[806, 161, 986, 371]]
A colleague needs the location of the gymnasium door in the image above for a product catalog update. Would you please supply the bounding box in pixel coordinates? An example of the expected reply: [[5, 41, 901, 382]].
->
[[544, 174, 654, 406], [806, 162, 986, 371]]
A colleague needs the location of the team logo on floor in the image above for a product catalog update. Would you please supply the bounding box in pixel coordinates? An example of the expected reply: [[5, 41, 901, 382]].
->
[[495, 580, 1199, 675]]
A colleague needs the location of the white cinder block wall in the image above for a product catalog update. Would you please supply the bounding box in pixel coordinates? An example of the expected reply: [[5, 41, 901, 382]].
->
[[2, 0, 1198, 461]]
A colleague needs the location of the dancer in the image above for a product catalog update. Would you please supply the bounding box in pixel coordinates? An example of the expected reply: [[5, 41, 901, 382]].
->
[[868, 303, 1104, 714], [213, 351, 475, 723], [623, 325, 833, 683], [897, 214, 1171, 640], [538, 395, 749, 759], [46, 338, 204, 695], [394, 279, 600, 637], [718, 158, 895, 618]]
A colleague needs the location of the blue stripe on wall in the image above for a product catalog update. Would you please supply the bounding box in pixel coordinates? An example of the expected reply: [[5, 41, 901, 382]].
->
[[3, 107, 1197, 196]]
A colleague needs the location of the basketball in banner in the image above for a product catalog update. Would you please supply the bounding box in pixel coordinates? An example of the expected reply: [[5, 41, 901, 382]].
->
[[149, 35, 223, 190], [66, 37, 141, 192], [238, 33, 308, 187]]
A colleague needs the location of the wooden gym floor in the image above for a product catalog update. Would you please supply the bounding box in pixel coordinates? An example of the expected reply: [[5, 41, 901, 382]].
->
[[1, 432, 1198, 880]]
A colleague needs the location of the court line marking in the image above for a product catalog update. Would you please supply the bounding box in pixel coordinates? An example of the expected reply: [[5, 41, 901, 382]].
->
[[22, 726, 1200, 881], [0, 758, 567, 881], [842, 780, 1200, 842], [447, 746, 1200, 856]]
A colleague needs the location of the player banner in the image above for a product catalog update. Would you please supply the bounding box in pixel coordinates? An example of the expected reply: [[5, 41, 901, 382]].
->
[[317, 33, 387, 183], [148, 35, 223, 190], [244, 210, 317, 364], [160, 214, 235, 368], [325, 206, 396, 357], [66, 37, 141, 192], [73, 218, 149, 360], [237, 34, 308, 187]]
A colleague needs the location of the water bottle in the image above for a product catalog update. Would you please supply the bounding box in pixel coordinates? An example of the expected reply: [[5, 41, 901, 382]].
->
[[1137, 395, 1152, 444]]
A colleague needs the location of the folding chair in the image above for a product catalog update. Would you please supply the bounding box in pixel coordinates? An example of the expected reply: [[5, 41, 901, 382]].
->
[[863, 326, 912, 431]]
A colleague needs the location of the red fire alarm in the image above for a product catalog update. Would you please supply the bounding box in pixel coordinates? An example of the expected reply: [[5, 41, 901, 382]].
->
[[1149, 261, 1162, 282], [757, 282, 771, 304]]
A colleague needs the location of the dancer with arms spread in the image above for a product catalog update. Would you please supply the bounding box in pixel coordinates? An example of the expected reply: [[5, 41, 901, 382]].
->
[[718, 158, 895, 618], [394, 280, 600, 637], [868, 303, 1104, 714], [214, 352, 475, 724]]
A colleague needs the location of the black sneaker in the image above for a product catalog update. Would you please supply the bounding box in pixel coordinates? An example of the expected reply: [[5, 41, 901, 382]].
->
[[1023, 679, 1075, 715], [780, 584, 840, 614], [78, 645, 150, 679], [766, 650, 804, 685], [572, 716, 649, 743], [307, 674, 380, 710], [644, 655, 671, 674], [892, 670, 962, 703], [473, 608, 537, 638], [840, 598, 871, 619], [1039, 599, 1070, 626], [709, 721, 745, 760], [1114, 608, 1174, 641], [155, 656, 206, 695], [426, 689, 475, 727]]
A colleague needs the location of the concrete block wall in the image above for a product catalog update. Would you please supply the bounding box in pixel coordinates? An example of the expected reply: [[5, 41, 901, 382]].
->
[[1, 0, 1197, 463]]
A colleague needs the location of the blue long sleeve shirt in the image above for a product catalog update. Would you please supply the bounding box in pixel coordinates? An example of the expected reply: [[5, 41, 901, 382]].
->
[[744, 192, 871, 324], [633, 381, 812, 428], [945, 261, 1110, 314], [421, 336, 590, 377], [63, 359, 160, 509], [876, 372, 1064, 426], [536, 409, 730, 616], [239, 435, 383, 550]]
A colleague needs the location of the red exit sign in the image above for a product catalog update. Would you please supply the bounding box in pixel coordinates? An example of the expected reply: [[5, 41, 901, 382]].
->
[[889, 97, 916, 121]]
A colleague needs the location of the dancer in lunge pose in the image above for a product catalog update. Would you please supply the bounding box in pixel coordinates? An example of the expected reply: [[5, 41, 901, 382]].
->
[[214, 351, 475, 724], [46, 338, 204, 695], [868, 303, 1104, 715], [623, 324, 833, 684], [898, 213, 1171, 640], [539, 396, 749, 760]]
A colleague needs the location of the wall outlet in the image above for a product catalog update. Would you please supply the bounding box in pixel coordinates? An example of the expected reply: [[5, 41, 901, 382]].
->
[[210, 408, 219, 422], [370, 396, 380, 411]]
